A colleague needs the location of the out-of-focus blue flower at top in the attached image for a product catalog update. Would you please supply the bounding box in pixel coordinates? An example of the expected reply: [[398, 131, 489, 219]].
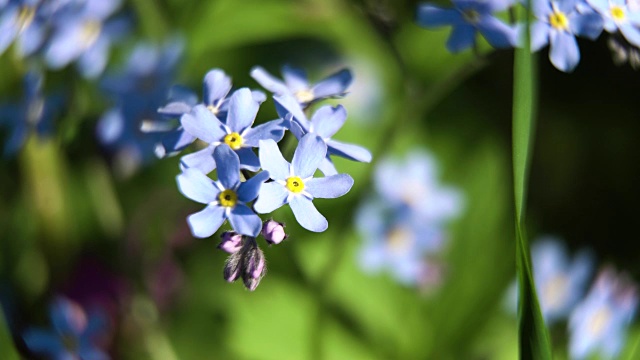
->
[[373, 151, 463, 223], [179, 88, 287, 174], [254, 134, 354, 232], [23, 297, 110, 360], [586, 0, 640, 46], [274, 96, 372, 175], [44, 0, 128, 78], [569, 266, 638, 360], [177, 144, 270, 238], [531, 237, 594, 324], [0, 0, 56, 57], [0, 70, 58, 157], [356, 197, 445, 286], [417, 0, 517, 52], [250, 65, 353, 106], [527, 0, 603, 72]]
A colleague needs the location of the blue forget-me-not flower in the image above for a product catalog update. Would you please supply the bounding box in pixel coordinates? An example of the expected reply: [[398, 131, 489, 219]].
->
[[22, 297, 109, 360], [0, 0, 56, 57], [251, 65, 352, 106], [179, 87, 286, 174], [568, 266, 638, 359], [587, 0, 640, 47], [417, 0, 517, 52], [254, 134, 354, 232], [177, 144, 270, 238]]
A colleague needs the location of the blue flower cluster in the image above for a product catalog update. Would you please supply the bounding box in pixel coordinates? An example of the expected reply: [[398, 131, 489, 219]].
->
[[417, 0, 640, 72], [515, 237, 638, 359], [356, 151, 463, 287], [164, 65, 371, 290]]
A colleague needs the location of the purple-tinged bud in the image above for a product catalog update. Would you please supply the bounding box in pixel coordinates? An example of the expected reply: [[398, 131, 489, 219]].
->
[[218, 231, 243, 254], [242, 244, 266, 291], [262, 220, 287, 245], [223, 252, 242, 283]]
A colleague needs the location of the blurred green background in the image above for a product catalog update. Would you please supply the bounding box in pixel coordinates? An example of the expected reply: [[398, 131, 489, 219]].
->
[[1, 0, 639, 359]]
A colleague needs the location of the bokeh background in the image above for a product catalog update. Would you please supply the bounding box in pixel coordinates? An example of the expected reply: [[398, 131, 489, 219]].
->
[[1, 0, 639, 359]]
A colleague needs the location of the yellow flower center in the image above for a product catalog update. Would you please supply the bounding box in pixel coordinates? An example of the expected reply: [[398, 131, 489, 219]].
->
[[223, 132, 243, 150], [611, 6, 626, 21], [207, 105, 219, 115], [462, 9, 481, 24], [17, 6, 35, 32], [294, 89, 314, 103], [588, 307, 611, 337], [285, 176, 305, 193], [386, 227, 414, 254], [218, 189, 238, 207], [80, 21, 101, 47], [549, 11, 569, 30], [541, 275, 569, 310]]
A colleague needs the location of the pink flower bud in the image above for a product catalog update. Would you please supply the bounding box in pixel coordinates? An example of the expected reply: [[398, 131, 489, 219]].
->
[[262, 220, 287, 245], [218, 231, 243, 254]]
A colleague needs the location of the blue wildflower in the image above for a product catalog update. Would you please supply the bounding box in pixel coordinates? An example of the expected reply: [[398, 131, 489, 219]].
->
[[586, 0, 640, 46], [44, 0, 128, 78], [569, 267, 638, 359], [179, 88, 287, 174], [274, 96, 372, 175], [417, 0, 517, 52], [254, 134, 354, 232], [0, 70, 58, 157], [250, 65, 352, 106], [177, 144, 269, 237], [0, 0, 54, 57], [527, 0, 603, 72], [22, 297, 109, 360], [531, 237, 594, 324]]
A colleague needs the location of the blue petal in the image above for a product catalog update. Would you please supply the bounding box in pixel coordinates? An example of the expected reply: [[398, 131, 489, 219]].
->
[[77, 345, 110, 360], [176, 167, 219, 204], [158, 129, 196, 156], [311, 105, 347, 139], [17, 21, 45, 56], [85, 0, 122, 19], [51, 298, 87, 335], [242, 118, 287, 147], [416, 5, 461, 27], [273, 94, 309, 128], [292, 134, 326, 178], [23, 329, 64, 354], [478, 16, 516, 48], [327, 139, 372, 162], [158, 101, 193, 117], [203, 69, 232, 105], [619, 21, 640, 47], [254, 182, 289, 213], [45, 23, 86, 69], [311, 69, 353, 100], [180, 105, 226, 143], [226, 88, 259, 133], [317, 157, 338, 176], [446, 24, 477, 52], [180, 146, 217, 174], [288, 117, 306, 139], [2, 120, 27, 157], [251, 90, 267, 103], [530, 21, 550, 52], [549, 31, 580, 72], [570, 12, 603, 40], [187, 205, 226, 238], [77, 36, 109, 78], [305, 174, 353, 199], [236, 147, 261, 171], [281, 65, 309, 93], [237, 170, 270, 202], [250, 66, 289, 94], [213, 144, 240, 190], [228, 204, 262, 236], [258, 139, 290, 180], [0, 8, 18, 55], [289, 195, 328, 232]]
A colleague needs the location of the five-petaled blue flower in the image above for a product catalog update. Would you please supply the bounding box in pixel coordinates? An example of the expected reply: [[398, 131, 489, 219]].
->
[[254, 134, 354, 232], [177, 144, 269, 238], [180, 87, 286, 174], [417, 0, 517, 52], [22, 297, 109, 360], [569, 266, 638, 360], [587, 0, 640, 47], [274, 96, 372, 175], [251, 65, 352, 106], [529, 0, 603, 72]]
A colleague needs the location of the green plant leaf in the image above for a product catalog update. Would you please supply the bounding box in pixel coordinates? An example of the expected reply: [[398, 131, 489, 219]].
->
[[0, 309, 19, 360], [512, 1, 552, 359]]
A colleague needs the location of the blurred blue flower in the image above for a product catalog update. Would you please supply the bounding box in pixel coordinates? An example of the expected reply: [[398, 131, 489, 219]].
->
[[179, 88, 286, 174], [587, 0, 640, 47], [254, 134, 354, 232], [23, 297, 109, 360], [44, 0, 128, 78], [531, 237, 594, 324], [177, 144, 269, 238], [251, 65, 352, 106], [528, 0, 603, 72], [0, 0, 57, 57], [0, 70, 58, 157], [569, 267, 638, 359], [97, 40, 182, 176], [417, 0, 517, 52], [274, 97, 372, 175]]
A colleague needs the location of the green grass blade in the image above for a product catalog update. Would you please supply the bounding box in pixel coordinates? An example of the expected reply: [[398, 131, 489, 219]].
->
[[0, 309, 20, 360], [512, 1, 552, 359]]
